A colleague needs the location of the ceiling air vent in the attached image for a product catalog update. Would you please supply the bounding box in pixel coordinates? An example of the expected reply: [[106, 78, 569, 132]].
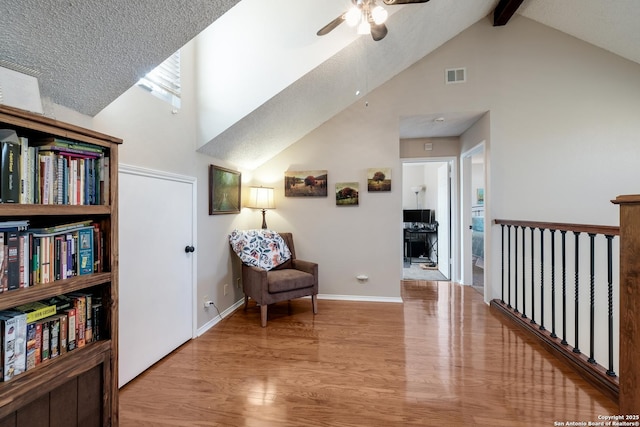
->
[[445, 67, 466, 84]]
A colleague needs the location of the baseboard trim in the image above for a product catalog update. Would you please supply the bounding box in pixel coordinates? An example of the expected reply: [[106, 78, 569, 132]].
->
[[317, 294, 403, 303], [196, 298, 244, 337]]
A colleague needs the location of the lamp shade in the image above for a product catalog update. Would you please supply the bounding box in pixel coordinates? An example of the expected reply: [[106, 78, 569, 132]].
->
[[247, 186, 275, 210]]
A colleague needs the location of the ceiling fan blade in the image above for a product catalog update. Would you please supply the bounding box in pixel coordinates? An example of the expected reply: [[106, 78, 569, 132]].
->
[[383, 0, 430, 4], [317, 14, 346, 36], [371, 23, 388, 41]]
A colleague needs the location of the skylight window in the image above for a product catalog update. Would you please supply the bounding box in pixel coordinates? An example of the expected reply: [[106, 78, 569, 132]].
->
[[137, 51, 181, 109]]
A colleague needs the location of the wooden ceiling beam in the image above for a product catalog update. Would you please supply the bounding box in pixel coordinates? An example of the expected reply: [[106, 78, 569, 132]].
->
[[493, 0, 525, 26]]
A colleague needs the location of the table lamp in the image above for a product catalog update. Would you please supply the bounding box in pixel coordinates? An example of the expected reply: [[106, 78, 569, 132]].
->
[[247, 186, 275, 229]]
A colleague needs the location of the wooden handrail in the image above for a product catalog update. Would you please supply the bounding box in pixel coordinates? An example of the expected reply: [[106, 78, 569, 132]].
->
[[494, 219, 620, 236]]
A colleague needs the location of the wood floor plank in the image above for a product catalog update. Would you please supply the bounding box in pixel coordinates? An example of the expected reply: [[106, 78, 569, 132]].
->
[[119, 281, 617, 426]]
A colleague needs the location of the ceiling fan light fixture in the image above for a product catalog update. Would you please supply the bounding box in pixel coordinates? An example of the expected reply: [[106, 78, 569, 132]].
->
[[345, 7, 362, 26], [357, 19, 371, 34], [371, 6, 388, 24]]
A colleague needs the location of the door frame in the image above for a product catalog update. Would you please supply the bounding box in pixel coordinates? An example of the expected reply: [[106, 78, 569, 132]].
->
[[119, 164, 198, 339], [460, 142, 487, 296], [400, 156, 459, 282]]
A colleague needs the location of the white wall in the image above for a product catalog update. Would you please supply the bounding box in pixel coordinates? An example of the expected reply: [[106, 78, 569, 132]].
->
[[47, 14, 640, 318], [402, 163, 444, 212], [251, 15, 640, 300], [91, 40, 252, 329]]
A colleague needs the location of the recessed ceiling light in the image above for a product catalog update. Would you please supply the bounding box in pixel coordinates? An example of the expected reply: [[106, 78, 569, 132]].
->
[[434, 117, 445, 123]]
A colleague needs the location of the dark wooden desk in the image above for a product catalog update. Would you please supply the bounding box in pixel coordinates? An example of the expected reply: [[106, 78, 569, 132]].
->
[[404, 227, 438, 266]]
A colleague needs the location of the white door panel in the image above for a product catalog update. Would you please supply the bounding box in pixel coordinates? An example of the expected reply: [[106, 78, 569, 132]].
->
[[118, 166, 195, 387]]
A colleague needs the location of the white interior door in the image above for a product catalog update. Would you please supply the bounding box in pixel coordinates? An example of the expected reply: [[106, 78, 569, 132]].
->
[[118, 165, 195, 387]]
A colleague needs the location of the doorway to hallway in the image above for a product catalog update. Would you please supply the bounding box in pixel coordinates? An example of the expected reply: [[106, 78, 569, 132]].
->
[[401, 159, 452, 281]]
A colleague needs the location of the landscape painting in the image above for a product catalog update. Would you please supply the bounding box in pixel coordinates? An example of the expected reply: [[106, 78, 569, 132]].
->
[[209, 164, 241, 214], [284, 170, 328, 197], [367, 168, 391, 192], [335, 182, 359, 206]]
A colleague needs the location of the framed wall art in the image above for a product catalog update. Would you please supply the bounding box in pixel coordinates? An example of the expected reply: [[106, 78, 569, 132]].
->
[[367, 167, 391, 192], [336, 182, 359, 206], [209, 164, 241, 215], [284, 170, 328, 197]]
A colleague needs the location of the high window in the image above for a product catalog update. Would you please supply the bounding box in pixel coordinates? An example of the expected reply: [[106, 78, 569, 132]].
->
[[137, 51, 181, 109]]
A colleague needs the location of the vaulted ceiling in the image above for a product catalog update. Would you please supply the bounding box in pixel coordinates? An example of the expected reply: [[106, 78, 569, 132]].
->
[[1, 0, 638, 170]]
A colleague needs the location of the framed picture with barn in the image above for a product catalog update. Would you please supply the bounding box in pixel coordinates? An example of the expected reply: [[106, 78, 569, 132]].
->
[[336, 182, 359, 206], [284, 170, 328, 197], [209, 164, 241, 214], [367, 167, 391, 192]]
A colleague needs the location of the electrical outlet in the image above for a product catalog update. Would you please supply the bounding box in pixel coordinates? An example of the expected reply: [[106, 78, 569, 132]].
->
[[224, 284, 229, 296], [203, 295, 210, 309], [236, 278, 241, 288]]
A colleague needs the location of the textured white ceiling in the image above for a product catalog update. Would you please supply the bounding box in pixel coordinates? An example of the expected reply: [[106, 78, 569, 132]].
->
[[519, 0, 640, 65], [0, 0, 241, 116], [1, 0, 638, 169]]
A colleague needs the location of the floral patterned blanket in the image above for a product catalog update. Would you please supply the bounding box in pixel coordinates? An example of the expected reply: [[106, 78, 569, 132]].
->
[[229, 229, 292, 271]]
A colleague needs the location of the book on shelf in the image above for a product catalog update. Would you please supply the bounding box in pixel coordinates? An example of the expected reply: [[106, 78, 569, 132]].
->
[[0, 222, 101, 289], [19, 233, 29, 289], [0, 129, 20, 204], [0, 220, 29, 231], [13, 301, 57, 323], [92, 303, 102, 342], [34, 321, 42, 366], [39, 318, 50, 362], [58, 313, 68, 355], [6, 230, 20, 291], [70, 295, 86, 348], [29, 220, 93, 236], [77, 227, 93, 276], [0, 137, 20, 204], [0, 132, 109, 205], [0, 233, 5, 293], [32, 137, 105, 155], [49, 315, 60, 359], [0, 310, 27, 381], [92, 224, 103, 273], [65, 307, 76, 351], [26, 322, 37, 370]]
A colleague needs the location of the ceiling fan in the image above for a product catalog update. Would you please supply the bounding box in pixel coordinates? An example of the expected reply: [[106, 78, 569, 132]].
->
[[317, 0, 430, 42]]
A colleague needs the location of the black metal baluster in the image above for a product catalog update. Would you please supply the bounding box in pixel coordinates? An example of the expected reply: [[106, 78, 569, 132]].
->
[[573, 231, 581, 354], [561, 230, 568, 345], [514, 226, 519, 313], [605, 235, 616, 377], [522, 226, 527, 319], [501, 224, 505, 304], [550, 229, 557, 338], [530, 227, 536, 325], [539, 228, 546, 331], [507, 225, 512, 308], [587, 233, 596, 364]]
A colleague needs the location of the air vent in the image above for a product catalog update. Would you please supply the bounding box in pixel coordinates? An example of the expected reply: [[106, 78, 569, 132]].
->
[[445, 67, 466, 84]]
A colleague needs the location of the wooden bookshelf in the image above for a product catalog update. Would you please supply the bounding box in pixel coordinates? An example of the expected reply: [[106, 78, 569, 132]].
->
[[0, 104, 120, 426]]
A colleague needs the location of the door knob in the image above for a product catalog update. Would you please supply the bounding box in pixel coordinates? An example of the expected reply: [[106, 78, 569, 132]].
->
[[185, 245, 195, 253]]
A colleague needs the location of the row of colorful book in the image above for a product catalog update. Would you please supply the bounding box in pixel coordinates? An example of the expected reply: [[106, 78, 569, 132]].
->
[[0, 220, 104, 293], [0, 292, 104, 382], [0, 129, 110, 205]]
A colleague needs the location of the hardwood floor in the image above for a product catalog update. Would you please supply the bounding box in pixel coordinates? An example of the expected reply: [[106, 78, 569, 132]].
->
[[119, 281, 617, 426]]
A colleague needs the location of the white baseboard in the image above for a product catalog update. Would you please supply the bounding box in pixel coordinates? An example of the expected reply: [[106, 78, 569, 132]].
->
[[196, 298, 244, 337], [317, 294, 403, 303]]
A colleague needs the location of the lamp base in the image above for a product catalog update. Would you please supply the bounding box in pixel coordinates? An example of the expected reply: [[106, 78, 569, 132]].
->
[[261, 209, 268, 229]]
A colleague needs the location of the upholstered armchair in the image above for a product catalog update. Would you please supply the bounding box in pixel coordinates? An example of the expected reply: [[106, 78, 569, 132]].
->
[[230, 231, 318, 327]]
